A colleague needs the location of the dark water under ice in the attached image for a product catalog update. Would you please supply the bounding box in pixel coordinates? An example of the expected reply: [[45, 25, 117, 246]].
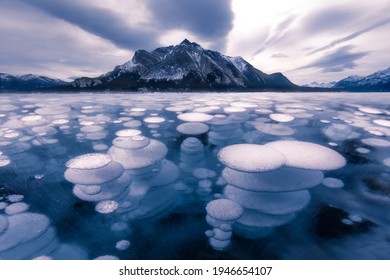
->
[[0, 92, 389, 260]]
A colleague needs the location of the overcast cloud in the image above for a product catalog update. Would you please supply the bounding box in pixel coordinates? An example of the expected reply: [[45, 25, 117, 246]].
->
[[0, 0, 388, 84]]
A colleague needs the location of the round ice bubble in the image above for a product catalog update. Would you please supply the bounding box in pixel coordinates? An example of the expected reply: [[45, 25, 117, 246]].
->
[[7, 195, 24, 203], [361, 138, 390, 147], [112, 135, 151, 150], [21, 115, 43, 122], [143, 117, 166, 124], [66, 153, 112, 170], [218, 144, 286, 172], [254, 123, 295, 136], [177, 112, 214, 122], [384, 158, 390, 167], [266, 140, 346, 170], [0, 156, 11, 167], [356, 147, 370, 154], [322, 177, 345, 189], [80, 125, 104, 133], [65, 159, 124, 185], [176, 123, 209, 135], [373, 119, 390, 127], [35, 106, 71, 115], [93, 144, 108, 151], [5, 202, 29, 215], [80, 185, 102, 195], [222, 167, 324, 192], [206, 199, 243, 221], [115, 129, 142, 137], [213, 228, 233, 240], [224, 107, 247, 113], [0, 202, 8, 210], [269, 113, 295, 123], [115, 240, 131, 250], [358, 107, 383, 115], [209, 238, 230, 250], [224, 185, 311, 215], [95, 200, 119, 214], [108, 139, 168, 170], [0, 213, 50, 252]]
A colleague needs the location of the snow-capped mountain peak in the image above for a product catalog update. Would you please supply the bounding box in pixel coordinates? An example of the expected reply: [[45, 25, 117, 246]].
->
[[333, 67, 390, 91]]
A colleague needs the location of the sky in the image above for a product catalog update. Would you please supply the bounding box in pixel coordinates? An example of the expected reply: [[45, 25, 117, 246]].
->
[[0, 0, 389, 85]]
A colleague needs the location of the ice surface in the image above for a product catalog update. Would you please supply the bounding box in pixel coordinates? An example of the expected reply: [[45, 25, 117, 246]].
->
[[218, 144, 286, 172], [0, 92, 389, 260]]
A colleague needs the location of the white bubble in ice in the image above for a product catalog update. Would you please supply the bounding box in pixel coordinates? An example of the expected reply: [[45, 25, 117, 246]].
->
[[361, 138, 390, 147], [80, 185, 102, 195], [80, 125, 104, 133], [95, 200, 118, 214], [6, 194, 24, 203], [3, 132, 21, 139], [218, 144, 286, 172], [66, 153, 112, 169], [373, 119, 390, 127], [51, 119, 69, 125], [205, 230, 214, 238], [367, 130, 385, 137], [383, 158, 390, 167], [224, 107, 247, 113], [176, 123, 209, 135], [143, 117, 166, 124], [224, 185, 311, 215], [115, 129, 142, 137], [206, 199, 243, 221], [230, 102, 258, 108], [266, 140, 346, 170], [21, 115, 43, 122], [328, 142, 338, 147], [5, 202, 29, 215], [222, 167, 324, 192], [322, 177, 344, 188], [80, 121, 95, 126], [35, 106, 71, 115], [254, 123, 295, 136], [131, 107, 146, 112], [0, 156, 11, 167], [93, 144, 108, 151], [320, 119, 331, 124], [356, 147, 370, 154], [358, 107, 383, 115], [115, 240, 131, 250], [177, 112, 214, 122], [269, 113, 295, 123]]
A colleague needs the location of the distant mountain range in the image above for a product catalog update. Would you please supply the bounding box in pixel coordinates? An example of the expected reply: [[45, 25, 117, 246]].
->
[[0, 73, 67, 91], [0, 40, 389, 92]]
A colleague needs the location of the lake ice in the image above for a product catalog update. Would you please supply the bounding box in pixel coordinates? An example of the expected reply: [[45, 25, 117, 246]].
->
[[0, 92, 389, 259]]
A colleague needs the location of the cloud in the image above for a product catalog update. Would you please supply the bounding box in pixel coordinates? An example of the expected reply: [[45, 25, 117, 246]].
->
[[271, 53, 289, 58], [303, 7, 360, 34], [145, 0, 234, 50], [253, 14, 297, 57], [299, 45, 370, 72], [18, 0, 158, 50], [308, 17, 390, 55]]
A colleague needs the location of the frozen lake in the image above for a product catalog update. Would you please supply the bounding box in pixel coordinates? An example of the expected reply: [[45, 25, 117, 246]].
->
[[0, 92, 389, 260]]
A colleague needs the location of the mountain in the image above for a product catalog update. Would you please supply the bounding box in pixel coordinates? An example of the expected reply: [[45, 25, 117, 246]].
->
[[333, 67, 390, 91], [0, 73, 68, 91], [72, 39, 298, 91], [301, 81, 337, 88]]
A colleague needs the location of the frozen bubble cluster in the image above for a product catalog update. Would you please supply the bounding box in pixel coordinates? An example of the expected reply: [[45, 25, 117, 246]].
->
[[0, 92, 389, 259], [211, 140, 346, 240]]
